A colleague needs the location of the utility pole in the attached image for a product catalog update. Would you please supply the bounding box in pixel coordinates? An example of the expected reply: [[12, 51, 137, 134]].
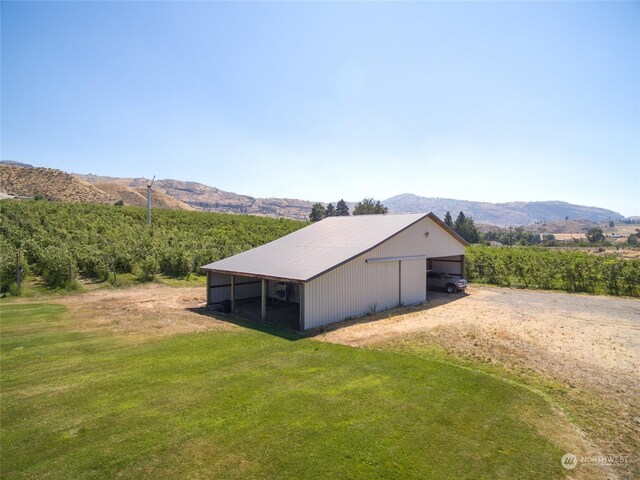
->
[[147, 176, 155, 226]]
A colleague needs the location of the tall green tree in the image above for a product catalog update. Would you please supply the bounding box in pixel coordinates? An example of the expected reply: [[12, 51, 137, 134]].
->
[[309, 203, 326, 222], [454, 211, 467, 232], [336, 199, 350, 216], [325, 203, 336, 217], [453, 211, 479, 243], [353, 198, 388, 215], [586, 227, 604, 244], [443, 211, 453, 227]]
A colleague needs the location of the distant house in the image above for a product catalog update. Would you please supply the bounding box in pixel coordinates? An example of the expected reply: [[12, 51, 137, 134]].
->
[[489, 240, 504, 247], [202, 213, 468, 330]]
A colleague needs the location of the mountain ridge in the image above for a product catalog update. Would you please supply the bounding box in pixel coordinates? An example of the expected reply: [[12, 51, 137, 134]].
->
[[0, 163, 626, 225], [384, 193, 623, 225]]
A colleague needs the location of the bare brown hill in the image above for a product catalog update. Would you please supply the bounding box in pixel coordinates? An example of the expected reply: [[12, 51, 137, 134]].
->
[[0, 165, 115, 204], [76, 174, 314, 219], [93, 182, 194, 210], [0, 166, 194, 211]]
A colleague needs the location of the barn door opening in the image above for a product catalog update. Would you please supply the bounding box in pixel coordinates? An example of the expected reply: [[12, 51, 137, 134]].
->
[[427, 255, 465, 278]]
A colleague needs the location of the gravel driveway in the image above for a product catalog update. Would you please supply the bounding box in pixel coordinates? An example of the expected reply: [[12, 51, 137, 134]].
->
[[317, 286, 640, 379]]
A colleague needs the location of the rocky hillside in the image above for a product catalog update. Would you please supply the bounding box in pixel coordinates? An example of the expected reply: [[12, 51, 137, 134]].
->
[[91, 182, 195, 210], [76, 174, 315, 220], [0, 165, 115, 204], [384, 194, 623, 225]]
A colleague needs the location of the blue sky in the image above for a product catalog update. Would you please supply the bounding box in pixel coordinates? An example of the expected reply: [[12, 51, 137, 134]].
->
[[1, 1, 639, 216]]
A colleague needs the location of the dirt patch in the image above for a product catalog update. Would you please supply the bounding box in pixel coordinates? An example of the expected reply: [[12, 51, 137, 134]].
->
[[47, 283, 234, 336], [317, 287, 640, 376], [314, 286, 640, 479]]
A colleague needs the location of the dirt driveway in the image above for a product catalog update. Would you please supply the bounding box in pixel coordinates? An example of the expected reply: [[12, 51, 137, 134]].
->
[[317, 286, 640, 380]]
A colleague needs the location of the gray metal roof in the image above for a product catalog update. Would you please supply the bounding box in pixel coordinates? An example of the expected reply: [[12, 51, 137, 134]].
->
[[202, 212, 468, 282]]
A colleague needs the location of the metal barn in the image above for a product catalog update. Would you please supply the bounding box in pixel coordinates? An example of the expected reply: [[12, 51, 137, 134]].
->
[[202, 213, 468, 331]]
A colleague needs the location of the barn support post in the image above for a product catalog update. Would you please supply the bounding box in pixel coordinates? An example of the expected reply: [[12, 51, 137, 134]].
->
[[425, 258, 429, 300], [299, 284, 305, 331], [261, 279, 267, 321], [230, 275, 235, 312], [398, 260, 402, 307], [206, 271, 211, 305]]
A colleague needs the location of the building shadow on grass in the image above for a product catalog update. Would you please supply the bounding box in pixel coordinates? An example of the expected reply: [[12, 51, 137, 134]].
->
[[188, 290, 468, 341], [186, 306, 304, 341]]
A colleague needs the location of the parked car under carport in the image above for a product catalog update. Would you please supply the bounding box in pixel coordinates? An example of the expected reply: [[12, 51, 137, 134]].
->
[[427, 270, 468, 293]]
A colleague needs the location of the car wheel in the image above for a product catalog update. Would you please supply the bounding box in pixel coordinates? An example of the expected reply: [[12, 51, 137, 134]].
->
[[446, 284, 456, 294]]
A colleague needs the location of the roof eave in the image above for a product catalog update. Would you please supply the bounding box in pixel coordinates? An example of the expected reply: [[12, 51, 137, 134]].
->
[[200, 266, 306, 284]]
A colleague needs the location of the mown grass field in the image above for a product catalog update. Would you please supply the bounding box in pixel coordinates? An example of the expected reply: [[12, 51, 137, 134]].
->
[[1, 302, 581, 479]]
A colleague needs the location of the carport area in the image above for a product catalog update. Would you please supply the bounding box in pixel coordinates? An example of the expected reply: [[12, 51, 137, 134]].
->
[[427, 254, 465, 277], [206, 271, 303, 330]]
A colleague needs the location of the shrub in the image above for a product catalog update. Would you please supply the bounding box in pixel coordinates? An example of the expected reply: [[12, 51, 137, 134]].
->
[[136, 257, 158, 281], [0, 247, 17, 293], [40, 246, 77, 288], [0, 242, 29, 294], [160, 249, 192, 277], [7, 282, 21, 296]]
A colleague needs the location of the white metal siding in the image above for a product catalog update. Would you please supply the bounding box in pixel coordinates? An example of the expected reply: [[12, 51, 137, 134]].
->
[[304, 260, 399, 329], [423, 222, 466, 258], [304, 216, 461, 329], [401, 259, 426, 305]]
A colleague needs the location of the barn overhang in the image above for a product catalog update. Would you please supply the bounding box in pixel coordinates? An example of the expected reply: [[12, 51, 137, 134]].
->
[[204, 269, 306, 331], [201, 267, 306, 284]]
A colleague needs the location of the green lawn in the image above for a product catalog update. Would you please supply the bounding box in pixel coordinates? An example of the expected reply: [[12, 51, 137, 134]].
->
[[1, 304, 572, 479]]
